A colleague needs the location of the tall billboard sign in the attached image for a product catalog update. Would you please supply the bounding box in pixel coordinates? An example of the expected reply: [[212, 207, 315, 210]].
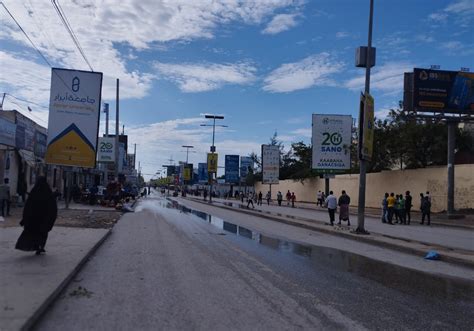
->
[[412, 68, 474, 112], [225, 155, 240, 183], [45, 68, 103, 168], [207, 153, 218, 173], [240, 156, 253, 179], [97, 137, 115, 163], [312, 114, 352, 171], [261, 145, 279, 184], [198, 163, 208, 183]]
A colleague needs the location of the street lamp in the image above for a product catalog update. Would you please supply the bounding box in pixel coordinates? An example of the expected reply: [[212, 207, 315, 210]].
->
[[201, 114, 227, 202], [181, 145, 195, 164]]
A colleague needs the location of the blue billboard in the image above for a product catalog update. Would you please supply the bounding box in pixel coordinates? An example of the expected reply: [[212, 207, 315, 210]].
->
[[225, 155, 240, 183], [240, 156, 253, 178], [198, 163, 208, 183]]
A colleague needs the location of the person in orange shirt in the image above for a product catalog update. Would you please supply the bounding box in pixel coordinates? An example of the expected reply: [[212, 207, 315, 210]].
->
[[386, 192, 396, 224]]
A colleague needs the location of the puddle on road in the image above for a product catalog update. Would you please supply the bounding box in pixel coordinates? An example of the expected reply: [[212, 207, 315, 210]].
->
[[139, 197, 471, 301], [162, 199, 312, 258]]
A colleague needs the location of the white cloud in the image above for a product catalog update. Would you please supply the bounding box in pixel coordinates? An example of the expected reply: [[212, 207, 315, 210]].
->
[[428, 0, 473, 26], [0, 0, 298, 104], [335, 31, 349, 39], [262, 13, 299, 35], [291, 128, 312, 138], [153, 62, 257, 92], [125, 117, 260, 179], [344, 62, 414, 95], [263, 53, 344, 93]]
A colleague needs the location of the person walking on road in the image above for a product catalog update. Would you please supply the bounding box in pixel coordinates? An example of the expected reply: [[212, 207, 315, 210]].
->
[[325, 191, 337, 226], [387, 193, 396, 224], [203, 189, 208, 201], [277, 191, 283, 206], [405, 191, 412, 225], [338, 190, 351, 226], [420, 194, 431, 225], [290, 192, 296, 208], [286, 190, 291, 206], [257, 191, 263, 206], [15, 177, 57, 255], [0, 178, 11, 217], [266, 191, 271, 206], [381, 192, 389, 223]]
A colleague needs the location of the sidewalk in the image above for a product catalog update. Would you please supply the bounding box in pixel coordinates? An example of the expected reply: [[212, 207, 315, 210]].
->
[[0, 202, 123, 330], [187, 197, 474, 268], [0, 226, 110, 331]]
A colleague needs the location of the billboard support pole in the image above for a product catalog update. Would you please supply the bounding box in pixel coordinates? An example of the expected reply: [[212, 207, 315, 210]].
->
[[356, 0, 374, 235], [325, 178, 329, 197], [447, 120, 456, 215]]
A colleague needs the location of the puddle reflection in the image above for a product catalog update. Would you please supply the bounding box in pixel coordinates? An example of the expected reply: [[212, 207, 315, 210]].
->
[[163, 198, 312, 258]]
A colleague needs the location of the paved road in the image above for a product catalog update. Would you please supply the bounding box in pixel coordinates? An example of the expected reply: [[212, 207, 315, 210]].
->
[[36, 196, 473, 330], [208, 197, 474, 251]]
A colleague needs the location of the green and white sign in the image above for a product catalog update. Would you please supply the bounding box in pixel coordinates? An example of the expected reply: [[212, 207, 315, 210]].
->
[[312, 114, 352, 171]]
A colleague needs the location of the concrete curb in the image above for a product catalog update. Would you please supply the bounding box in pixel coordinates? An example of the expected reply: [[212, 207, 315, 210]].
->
[[21, 229, 112, 331], [185, 197, 474, 270]]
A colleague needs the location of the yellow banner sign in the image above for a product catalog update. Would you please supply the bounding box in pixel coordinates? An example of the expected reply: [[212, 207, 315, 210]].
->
[[361, 93, 374, 161], [207, 153, 218, 173]]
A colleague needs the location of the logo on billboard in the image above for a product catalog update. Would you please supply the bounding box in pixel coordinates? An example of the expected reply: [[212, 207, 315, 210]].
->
[[207, 153, 218, 173]]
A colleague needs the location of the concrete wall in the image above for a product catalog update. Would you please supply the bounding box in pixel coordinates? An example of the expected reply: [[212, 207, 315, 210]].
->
[[255, 165, 474, 213]]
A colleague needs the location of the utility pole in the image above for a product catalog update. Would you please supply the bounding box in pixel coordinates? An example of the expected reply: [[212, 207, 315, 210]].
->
[[115, 79, 119, 181], [134, 143, 137, 169], [201, 115, 227, 202], [447, 120, 456, 215], [356, 0, 374, 235]]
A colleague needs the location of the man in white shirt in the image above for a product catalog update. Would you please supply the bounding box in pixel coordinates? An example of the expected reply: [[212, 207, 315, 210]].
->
[[317, 190, 322, 206], [325, 190, 337, 226]]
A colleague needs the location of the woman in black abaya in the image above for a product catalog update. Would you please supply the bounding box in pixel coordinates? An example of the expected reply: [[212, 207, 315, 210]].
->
[[15, 176, 57, 255]]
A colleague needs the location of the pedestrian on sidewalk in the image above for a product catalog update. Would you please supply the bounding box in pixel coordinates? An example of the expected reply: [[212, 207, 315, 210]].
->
[[381, 192, 389, 223], [240, 191, 244, 203], [394, 195, 401, 223], [387, 192, 396, 224], [266, 191, 271, 206], [203, 189, 208, 201], [317, 190, 322, 207], [0, 178, 11, 217], [420, 194, 431, 225], [286, 190, 291, 206], [337, 190, 351, 226], [425, 191, 431, 204], [405, 191, 412, 225], [290, 192, 296, 208], [398, 194, 406, 224], [247, 192, 255, 208], [15, 177, 58, 255], [257, 191, 263, 206], [325, 191, 337, 226], [277, 191, 283, 206]]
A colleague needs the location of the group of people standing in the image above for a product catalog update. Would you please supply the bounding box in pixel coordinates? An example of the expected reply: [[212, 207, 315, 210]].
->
[[381, 191, 431, 225]]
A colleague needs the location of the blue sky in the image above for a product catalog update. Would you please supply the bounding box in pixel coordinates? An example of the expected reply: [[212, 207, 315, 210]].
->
[[1, 0, 473, 178]]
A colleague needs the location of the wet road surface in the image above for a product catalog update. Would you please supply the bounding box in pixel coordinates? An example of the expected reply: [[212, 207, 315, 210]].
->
[[35, 196, 473, 330]]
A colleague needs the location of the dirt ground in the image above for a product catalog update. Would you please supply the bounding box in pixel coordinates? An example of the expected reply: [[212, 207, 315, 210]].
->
[[0, 206, 122, 229]]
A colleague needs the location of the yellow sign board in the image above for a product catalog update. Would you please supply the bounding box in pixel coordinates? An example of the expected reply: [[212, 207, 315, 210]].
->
[[183, 164, 192, 181], [207, 153, 218, 173], [361, 93, 374, 161]]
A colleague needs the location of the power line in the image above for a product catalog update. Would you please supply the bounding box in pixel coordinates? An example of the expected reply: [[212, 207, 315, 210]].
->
[[51, 0, 93, 71], [4, 93, 49, 109], [0, 2, 80, 97], [0, 2, 52, 67]]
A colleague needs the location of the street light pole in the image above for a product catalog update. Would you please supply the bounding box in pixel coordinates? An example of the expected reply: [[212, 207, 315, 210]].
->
[[182, 145, 194, 164], [356, 0, 374, 234], [201, 115, 226, 203]]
